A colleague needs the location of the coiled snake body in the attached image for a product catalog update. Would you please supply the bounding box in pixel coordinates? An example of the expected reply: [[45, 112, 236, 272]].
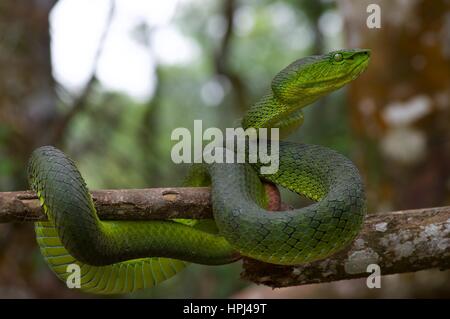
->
[[28, 49, 370, 294]]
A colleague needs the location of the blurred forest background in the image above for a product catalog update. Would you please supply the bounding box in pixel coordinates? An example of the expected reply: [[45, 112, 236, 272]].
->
[[0, 0, 449, 298]]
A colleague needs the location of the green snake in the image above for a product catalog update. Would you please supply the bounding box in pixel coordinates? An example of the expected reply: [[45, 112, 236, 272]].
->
[[28, 49, 370, 294]]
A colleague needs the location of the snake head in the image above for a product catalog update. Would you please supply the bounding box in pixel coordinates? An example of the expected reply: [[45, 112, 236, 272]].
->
[[271, 49, 371, 105]]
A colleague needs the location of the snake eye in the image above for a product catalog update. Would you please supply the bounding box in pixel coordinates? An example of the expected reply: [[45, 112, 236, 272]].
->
[[333, 53, 343, 62]]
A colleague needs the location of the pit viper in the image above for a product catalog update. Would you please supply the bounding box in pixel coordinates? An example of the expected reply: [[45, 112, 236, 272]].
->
[[28, 49, 370, 294]]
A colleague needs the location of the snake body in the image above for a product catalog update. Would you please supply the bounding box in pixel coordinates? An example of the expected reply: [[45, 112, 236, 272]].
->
[[28, 49, 370, 294]]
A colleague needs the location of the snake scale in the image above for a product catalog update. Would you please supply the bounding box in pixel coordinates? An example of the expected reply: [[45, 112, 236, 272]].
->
[[28, 49, 370, 294]]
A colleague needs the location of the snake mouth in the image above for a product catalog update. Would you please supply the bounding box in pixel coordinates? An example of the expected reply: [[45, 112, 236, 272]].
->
[[338, 54, 370, 81], [298, 56, 370, 88], [350, 56, 370, 76]]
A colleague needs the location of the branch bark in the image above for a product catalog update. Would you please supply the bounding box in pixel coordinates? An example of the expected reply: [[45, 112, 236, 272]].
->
[[0, 188, 448, 287], [0, 188, 212, 223], [242, 206, 450, 287]]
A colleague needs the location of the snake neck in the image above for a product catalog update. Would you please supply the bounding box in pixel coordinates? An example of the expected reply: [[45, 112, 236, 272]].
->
[[241, 91, 313, 138]]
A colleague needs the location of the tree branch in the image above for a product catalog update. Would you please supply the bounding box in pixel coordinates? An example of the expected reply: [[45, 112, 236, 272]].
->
[[242, 206, 450, 287], [0, 188, 212, 223], [0, 188, 448, 286], [51, 0, 116, 146], [213, 0, 248, 112]]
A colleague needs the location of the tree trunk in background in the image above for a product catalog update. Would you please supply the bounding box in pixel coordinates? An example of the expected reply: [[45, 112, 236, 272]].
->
[[339, 0, 450, 213], [0, 0, 58, 190], [0, 0, 82, 297]]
